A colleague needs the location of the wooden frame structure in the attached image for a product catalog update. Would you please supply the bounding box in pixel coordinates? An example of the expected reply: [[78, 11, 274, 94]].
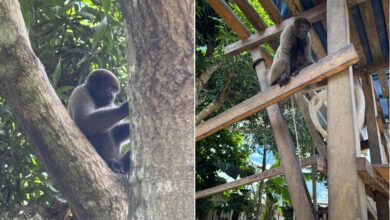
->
[[196, 0, 389, 219]]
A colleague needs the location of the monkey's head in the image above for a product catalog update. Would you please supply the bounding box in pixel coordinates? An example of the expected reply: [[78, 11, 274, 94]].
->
[[293, 17, 311, 40], [85, 69, 120, 107]]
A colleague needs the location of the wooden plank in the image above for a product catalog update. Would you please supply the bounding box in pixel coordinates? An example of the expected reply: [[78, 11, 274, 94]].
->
[[196, 44, 359, 140], [348, 9, 367, 64], [196, 155, 324, 199], [284, 0, 327, 58], [377, 69, 389, 98], [356, 157, 389, 195], [224, 3, 326, 56], [232, 0, 279, 50], [359, 1, 382, 61], [251, 48, 316, 220], [347, 0, 367, 6], [362, 75, 387, 164], [326, 1, 367, 219], [382, 0, 389, 37], [207, 0, 251, 39], [258, 0, 284, 24], [232, 0, 266, 31], [373, 191, 389, 220], [374, 165, 390, 184], [294, 93, 327, 157], [353, 58, 389, 77], [312, 0, 328, 32]]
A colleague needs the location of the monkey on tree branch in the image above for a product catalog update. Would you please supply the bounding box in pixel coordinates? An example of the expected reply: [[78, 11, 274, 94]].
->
[[268, 17, 315, 87], [68, 69, 130, 174]]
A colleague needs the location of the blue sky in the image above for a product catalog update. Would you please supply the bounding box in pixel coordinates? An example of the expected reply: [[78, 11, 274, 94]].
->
[[249, 150, 328, 203]]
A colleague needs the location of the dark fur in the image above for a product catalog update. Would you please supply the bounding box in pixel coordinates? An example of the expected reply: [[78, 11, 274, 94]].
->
[[268, 17, 314, 87], [68, 69, 130, 174]]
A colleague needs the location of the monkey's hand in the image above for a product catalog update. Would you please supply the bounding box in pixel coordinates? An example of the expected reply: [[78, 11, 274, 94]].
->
[[291, 69, 300, 76], [119, 101, 129, 115], [108, 159, 125, 174], [278, 73, 291, 87]]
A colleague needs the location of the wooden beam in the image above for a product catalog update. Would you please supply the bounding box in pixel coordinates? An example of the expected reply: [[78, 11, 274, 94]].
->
[[373, 163, 390, 220], [346, 0, 367, 6], [312, 0, 327, 32], [196, 44, 359, 140], [232, 0, 279, 50], [374, 165, 390, 184], [373, 191, 389, 220], [285, 0, 327, 58], [353, 58, 389, 77], [362, 75, 387, 164], [326, 1, 367, 219], [232, 0, 266, 31], [252, 48, 316, 219], [377, 69, 389, 99], [382, 0, 389, 37], [356, 157, 389, 195], [224, 3, 326, 56], [207, 0, 251, 39], [257, 0, 284, 24], [348, 9, 367, 64], [196, 156, 324, 199], [359, 1, 382, 61]]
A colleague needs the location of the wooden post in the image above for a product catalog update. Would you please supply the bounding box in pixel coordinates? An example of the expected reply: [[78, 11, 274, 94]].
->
[[326, 1, 367, 219], [374, 191, 389, 220], [251, 48, 316, 220], [361, 75, 389, 220], [361, 75, 386, 164]]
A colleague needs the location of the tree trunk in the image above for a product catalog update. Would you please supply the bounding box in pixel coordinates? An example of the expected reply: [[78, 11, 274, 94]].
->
[[119, 1, 194, 219], [0, 1, 127, 219]]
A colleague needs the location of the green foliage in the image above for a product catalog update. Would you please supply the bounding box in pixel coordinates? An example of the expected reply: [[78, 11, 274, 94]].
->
[[1, 0, 128, 212], [0, 98, 62, 211], [196, 130, 256, 217], [19, 0, 128, 103]]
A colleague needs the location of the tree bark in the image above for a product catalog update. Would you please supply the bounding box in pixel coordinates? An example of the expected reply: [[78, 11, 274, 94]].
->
[[119, 1, 195, 219], [0, 1, 127, 219]]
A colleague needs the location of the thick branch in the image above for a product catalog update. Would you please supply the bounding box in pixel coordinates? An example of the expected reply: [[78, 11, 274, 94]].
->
[[196, 64, 220, 91], [0, 1, 127, 219], [196, 71, 233, 124]]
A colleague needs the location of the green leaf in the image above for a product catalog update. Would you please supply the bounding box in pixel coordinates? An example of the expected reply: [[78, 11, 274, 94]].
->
[[92, 16, 108, 51], [101, 0, 111, 12]]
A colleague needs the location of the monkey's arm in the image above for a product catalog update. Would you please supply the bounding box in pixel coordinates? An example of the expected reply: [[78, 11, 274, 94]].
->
[[278, 25, 294, 59], [78, 102, 128, 136], [69, 88, 129, 136], [268, 25, 294, 85], [303, 34, 314, 65]]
